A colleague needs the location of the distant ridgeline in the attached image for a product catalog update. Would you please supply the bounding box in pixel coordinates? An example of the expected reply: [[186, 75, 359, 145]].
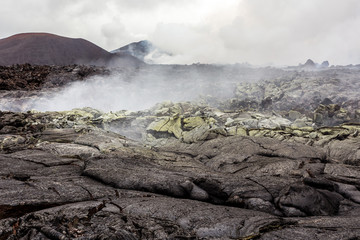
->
[[301, 59, 329, 68], [111, 40, 172, 64], [0, 33, 143, 67]]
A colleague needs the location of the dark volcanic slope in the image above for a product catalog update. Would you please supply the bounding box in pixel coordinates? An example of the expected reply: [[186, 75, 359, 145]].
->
[[112, 40, 172, 63], [0, 33, 142, 66], [0, 64, 109, 91]]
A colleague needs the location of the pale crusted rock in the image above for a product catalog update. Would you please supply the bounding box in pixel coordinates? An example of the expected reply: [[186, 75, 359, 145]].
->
[[182, 116, 206, 130], [35, 142, 100, 159], [147, 116, 182, 139], [288, 110, 303, 121], [0, 135, 26, 152], [327, 138, 360, 165], [258, 116, 292, 129], [226, 126, 248, 136]]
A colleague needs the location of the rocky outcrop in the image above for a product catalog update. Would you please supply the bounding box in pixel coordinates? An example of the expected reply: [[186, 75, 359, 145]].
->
[[233, 67, 360, 124], [112, 40, 172, 64], [299, 59, 329, 69], [321, 60, 330, 68], [0, 64, 109, 91], [0, 109, 360, 239], [0, 64, 111, 112], [1, 63, 360, 239], [303, 59, 316, 68]]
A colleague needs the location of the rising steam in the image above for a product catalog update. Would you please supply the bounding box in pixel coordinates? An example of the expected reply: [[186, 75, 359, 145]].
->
[[27, 64, 286, 112], [30, 65, 241, 112]]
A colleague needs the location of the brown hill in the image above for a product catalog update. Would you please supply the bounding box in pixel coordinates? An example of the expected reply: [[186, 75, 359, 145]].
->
[[0, 33, 142, 66]]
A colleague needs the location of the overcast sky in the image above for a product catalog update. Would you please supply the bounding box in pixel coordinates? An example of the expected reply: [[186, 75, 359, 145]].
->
[[1, 0, 360, 65]]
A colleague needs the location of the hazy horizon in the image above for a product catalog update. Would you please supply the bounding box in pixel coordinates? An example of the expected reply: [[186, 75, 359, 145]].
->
[[1, 0, 360, 66]]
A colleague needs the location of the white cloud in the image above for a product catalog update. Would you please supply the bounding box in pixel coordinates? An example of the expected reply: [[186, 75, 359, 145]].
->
[[1, 0, 360, 65]]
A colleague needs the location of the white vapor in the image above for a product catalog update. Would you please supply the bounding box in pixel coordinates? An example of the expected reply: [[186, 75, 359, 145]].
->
[[32, 76, 152, 111], [29, 64, 283, 112], [31, 67, 240, 112]]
